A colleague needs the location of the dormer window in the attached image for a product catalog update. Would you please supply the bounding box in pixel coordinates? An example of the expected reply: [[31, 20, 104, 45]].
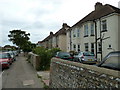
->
[[101, 20, 107, 32]]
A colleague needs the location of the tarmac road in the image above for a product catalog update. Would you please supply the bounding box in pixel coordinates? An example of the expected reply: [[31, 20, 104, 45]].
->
[[2, 53, 44, 88]]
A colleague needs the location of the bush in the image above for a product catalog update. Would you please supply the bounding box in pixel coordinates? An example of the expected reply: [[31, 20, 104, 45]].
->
[[32, 47, 61, 71], [48, 48, 61, 57]]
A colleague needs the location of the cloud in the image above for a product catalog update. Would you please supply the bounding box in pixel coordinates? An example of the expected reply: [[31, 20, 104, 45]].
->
[[0, 0, 119, 46]]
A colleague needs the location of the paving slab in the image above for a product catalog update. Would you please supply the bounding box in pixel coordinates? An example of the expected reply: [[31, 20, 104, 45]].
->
[[37, 71, 50, 86], [23, 80, 34, 86]]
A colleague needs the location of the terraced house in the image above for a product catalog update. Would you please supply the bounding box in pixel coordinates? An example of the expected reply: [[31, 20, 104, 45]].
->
[[67, 2, 120, 61]]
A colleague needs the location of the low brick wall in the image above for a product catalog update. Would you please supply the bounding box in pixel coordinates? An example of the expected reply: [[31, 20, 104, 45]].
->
[[28, 52, 40, 70], [50, 58, 120, 88]]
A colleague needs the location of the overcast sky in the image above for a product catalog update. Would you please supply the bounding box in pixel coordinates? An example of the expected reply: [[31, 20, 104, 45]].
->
[[0, 0, 120, 46]]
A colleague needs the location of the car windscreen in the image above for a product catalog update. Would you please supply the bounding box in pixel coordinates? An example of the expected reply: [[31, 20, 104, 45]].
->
[[83, 52, 95, 56], [0, 53, 11, 59], [101, 55, 120, 70], [58, 52, 71, 57]]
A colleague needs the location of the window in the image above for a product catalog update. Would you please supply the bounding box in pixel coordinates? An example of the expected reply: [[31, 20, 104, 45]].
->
[[77, 29, 80, 37], [73, 30, 76, 37], [91, 23, 94, 36], [101, 20, 107, 32], [78, 44, 80, 52], [84, 24, 88, 37], [85, 43, 89, 51], [98, 42, 102, 53], [73, 44, 76, 51], [91, 43, 94, 54]]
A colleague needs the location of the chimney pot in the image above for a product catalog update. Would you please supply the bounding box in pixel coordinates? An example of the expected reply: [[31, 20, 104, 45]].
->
[[95, 2, 103, 10], [50, 32, 53, 35]]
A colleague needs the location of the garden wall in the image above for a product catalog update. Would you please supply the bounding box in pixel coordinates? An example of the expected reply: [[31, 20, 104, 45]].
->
[[28, 52, 40, 70], [50, 58, 120, 88]]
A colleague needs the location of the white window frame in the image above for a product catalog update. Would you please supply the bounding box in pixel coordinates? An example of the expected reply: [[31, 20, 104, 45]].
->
[[101, 20, 107, 31], [85, 43, 89, 51], [84, 24, 89, 36], [73, 30, 76, 37], [98, 42, 102, 53], [91, 43, 94, 54], [77, 29, 80, 37], [77, 44, 80, 52], [73, 44, 76, 51], [90, 23, 94, 35]]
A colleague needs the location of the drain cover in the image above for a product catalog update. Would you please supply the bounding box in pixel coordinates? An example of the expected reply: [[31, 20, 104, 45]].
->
[[23, 80, 34, 86]]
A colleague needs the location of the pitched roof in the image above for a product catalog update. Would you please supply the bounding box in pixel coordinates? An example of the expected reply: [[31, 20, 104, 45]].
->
[[72, 4, 120, 27], [54, 28, 66, 36], [54, 23, 70, 36], [42, 34, 53, 42]]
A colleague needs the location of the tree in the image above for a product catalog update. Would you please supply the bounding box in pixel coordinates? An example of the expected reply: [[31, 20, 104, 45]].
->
[[8, 30, 31, 51]]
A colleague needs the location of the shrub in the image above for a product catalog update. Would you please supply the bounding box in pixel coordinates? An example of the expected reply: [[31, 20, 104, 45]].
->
[[48, 48, 61, 57], [32, 47, 61, 71]]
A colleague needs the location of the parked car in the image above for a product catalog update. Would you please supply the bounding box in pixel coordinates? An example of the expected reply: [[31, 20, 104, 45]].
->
[[74, 51, 97, 64], [0, 52, 11, 69], [13, 50, 19, 56], [97, 51, 120, 71], [55, 51, 74, 61], [8, 51, 16, 61]]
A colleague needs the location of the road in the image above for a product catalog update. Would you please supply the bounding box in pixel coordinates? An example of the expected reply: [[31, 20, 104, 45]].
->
[[2, 53, 44, 88]]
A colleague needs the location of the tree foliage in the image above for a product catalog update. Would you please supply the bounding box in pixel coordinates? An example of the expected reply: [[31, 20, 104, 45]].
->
[[8, 30, 34, 52]]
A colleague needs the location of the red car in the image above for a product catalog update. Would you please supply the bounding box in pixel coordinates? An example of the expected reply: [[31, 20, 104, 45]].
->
[[0, 58, 10, 69], [0, 52, 12, 69]]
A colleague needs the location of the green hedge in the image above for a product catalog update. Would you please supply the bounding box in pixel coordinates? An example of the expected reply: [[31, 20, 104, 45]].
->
[[32, 47, 61, 71]]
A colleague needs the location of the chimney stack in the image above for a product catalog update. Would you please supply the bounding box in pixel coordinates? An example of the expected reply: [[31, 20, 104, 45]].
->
[[62, 23, 70, 30], [50, 32, 53, 35], [95, 2, 103, 10]]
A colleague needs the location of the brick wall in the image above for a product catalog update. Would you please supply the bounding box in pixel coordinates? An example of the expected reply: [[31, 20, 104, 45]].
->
[[50, 58, 120, 88]]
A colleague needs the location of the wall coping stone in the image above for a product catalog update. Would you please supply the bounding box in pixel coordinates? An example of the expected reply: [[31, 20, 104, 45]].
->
[[29, 52, 39, 56], [51, 57, 120, 78]]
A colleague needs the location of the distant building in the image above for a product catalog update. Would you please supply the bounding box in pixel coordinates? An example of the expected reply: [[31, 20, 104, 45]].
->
[[53, 23, 70, 51], [40, 23, 70, 51]]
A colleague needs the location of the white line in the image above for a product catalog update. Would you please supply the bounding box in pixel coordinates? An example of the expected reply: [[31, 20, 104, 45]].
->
[[0, 71, 4, 76]]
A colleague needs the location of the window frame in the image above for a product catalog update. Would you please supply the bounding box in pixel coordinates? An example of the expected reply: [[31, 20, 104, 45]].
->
[[91, 43, 94, 54], [84, 24, 89, 37], [98, 42, 102, 53], [101, 20, 107, 32], [90, 23, 94, 36], [73, 44, 76, 51], [77, 29, 80, 37], [85, 43, 89, 51], [78, 44, 80, 52]]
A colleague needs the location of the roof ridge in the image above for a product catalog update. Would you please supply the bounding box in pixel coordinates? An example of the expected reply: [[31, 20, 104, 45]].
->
[[105, 4, 120, 12]]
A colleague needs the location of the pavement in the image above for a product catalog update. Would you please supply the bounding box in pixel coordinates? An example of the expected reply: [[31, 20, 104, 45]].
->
[[2, 53, 44, 88], [37, 71, 50, 87]]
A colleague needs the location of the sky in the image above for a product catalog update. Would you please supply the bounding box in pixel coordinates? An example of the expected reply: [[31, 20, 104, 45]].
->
[[0, 0, 120, 47]]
